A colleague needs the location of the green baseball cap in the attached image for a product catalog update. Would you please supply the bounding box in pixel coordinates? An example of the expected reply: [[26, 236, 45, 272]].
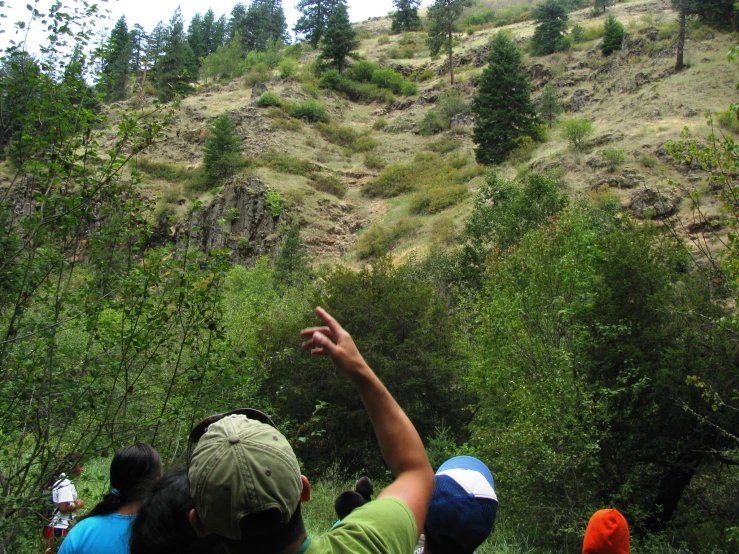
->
[[188, 414, 303, 540]]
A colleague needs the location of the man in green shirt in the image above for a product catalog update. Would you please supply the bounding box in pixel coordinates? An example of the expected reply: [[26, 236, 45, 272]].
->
[[187, 307, 435, 554]]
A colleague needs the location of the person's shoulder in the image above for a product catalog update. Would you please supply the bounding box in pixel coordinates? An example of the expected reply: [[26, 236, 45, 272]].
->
[[308, 498, 417, 554]]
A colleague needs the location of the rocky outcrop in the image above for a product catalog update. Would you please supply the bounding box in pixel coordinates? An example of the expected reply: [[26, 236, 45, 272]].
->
[[628, 186, 678, 219], [155, 176, 287, 266], [589, 168, 645, 189], [568, 89, 592, 112]]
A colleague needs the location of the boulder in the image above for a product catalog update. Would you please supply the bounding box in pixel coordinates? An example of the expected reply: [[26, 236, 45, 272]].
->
[[628, 186, 678, 219], [528, 63, 553, 82], [251, 82, 268, 99], [569, 89, 592, 112]]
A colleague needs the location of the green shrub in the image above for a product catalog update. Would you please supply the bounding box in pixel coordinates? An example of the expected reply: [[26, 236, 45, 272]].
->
[[418, 110, 446, 136], [265, 151, 315, 176], [364, 152, 387, 170], [279, 58, 298, 79], [371, 68, 405, 93], [316, 122, 377, 152], [257, 92, 283, 108], [508, 136, 539, 164], [640, 153, 658, 168], [137, 157, 206, 190], [363, 151, 483, 200], [349, 61, 378, 82], [373, 117, 388, 131], [717, 110, 739, 134], [245, 69, 273, 86], [571, 24, 585, 43], [287, 99, 329, 123], [418, 90, 469, 135], [378, 35, 391, 45], [302, 82, 321, 98], [562, 118, 594, 152], [400, 81, 418, 96], [265, 190, 284, 217], [463, 10, 496, 27], [203, 112, 244, 186], [657, 20, 678, 40], [320, 70, 395, 103], [416, 69, 436, 82], [409, 184, 469, 214], [309, 173, 346, 198], [355, 219, 417, 259], [426, 137, 461, 154], [601, 148, 625, 171]]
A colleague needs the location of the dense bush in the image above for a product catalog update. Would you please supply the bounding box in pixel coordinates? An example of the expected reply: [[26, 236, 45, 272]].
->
[[203, 112, 244, 186], [309, 173, 347, 198], [348, 60, 379, 82], [316, 122, 377, 153], [418, 89, 470, 135], [257, 92, 283, 107], [287, 99, 329, 122], [562, 118, 594, 152]]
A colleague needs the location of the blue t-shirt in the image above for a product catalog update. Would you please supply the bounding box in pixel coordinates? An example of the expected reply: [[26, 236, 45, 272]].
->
[[58, 513, 135, 554]]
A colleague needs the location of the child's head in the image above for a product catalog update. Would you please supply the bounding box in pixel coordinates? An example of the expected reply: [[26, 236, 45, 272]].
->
[[334, 490, 366, 520]]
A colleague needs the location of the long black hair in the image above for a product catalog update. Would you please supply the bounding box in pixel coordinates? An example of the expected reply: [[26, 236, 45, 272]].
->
[[81, 443, 161, 520], [130, 470, 225, 554]]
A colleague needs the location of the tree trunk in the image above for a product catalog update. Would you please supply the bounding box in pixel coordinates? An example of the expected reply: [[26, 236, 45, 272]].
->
[[645, 451, 703, 532], [448, 30, 455, 85], [675, 0, 686, 71]]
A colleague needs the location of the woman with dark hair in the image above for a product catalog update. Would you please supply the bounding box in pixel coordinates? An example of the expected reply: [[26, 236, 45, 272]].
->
[[58, 443, 161, 554], [130, 470, 225, 554]]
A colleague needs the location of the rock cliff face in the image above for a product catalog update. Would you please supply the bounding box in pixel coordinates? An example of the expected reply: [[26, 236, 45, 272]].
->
[[153, 175, 287, 267]]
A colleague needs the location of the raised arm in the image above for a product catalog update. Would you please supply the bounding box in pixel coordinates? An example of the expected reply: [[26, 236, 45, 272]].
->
[[301, 307, 434, 535]]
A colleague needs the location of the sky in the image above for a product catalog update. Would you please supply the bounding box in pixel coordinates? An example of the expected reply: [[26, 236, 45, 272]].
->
[[1, 0, 435, 53]]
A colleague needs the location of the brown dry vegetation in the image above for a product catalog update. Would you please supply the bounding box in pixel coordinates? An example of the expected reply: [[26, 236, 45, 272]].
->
[[81, 0, 739, 266]]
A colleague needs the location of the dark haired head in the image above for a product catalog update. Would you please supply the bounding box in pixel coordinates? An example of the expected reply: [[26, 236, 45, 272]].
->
[[81, 443, 161, 520], [355, 476, 374, 502], [216, 504, 306, 554], [130, 470, 225, 554], [335, 491, 366, 520]]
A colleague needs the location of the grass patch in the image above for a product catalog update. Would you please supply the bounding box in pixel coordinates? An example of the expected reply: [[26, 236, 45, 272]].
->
[[362, 151, 484, 200], [265, 151, 316, 176], [355, 219, 418, 259], [316, 123, 377, 153], [136, 157, 207, 191], [425, 137, 461, 154], [364, 152, 387, 170], [717, 110, 739, 134], [409, 184, 469, 215], [309, 173, 346, 198]]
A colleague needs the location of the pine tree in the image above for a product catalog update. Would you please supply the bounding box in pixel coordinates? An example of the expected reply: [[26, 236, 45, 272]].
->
[[671, 0, 736, 31], [675, 0, 687, 71], [241, 0, 289, 52], [99, 16, 131, 102], [472, 32, 542, 165], [601, 13, 624, 56], [148, 21, 168, 71], [228, 3, 248, 41], [213, 15, 228, 49], [130, 24, 147, 76], [294, 0, 341, 48], [538, 83, 562, 128], [203, 112, 243, 185], [594, 0, 614, 14], [426, 0, 474, 85], [391, 0, 422, 33], [275, 226, 312, 287], [531, 0, 568, 56], [187, 13, 207, 60], [156, 7, 197, 101], [320, 2, 357, 72]]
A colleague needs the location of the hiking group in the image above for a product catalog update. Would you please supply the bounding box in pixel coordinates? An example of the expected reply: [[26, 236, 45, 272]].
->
[[47, 307, 629, 554]]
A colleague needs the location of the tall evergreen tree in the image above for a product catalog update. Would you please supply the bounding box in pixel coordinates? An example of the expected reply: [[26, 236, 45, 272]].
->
[[156, 7, 197, 101], [203, 112, 243, 185], [213, 15, 228, 48], [228, 3, 248, 41], [99, 16, 132, 102], [531, 0, 568, 56], [601, 13, 625, 56], [201, 9, 218, 55], [426, 0, 474, 85], [130, 23, 147, 76], [240, 0, 289, 52], [472, 32, 542, 165], [187, 13, 207, 60], [671, 0, 736, 31], [675, 0, 687, 71], [320, 2, 357, 72], [391, 0, 422, 33], [148, 21, 169, 72], [538, 83, 562, 128], [294, 0, 341, 48]]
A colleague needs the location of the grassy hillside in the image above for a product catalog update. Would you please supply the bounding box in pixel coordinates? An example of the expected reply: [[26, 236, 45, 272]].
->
[[125, 0, 737, 266]]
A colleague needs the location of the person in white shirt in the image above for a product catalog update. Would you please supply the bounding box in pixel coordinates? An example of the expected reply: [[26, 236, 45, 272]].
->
[[44, 454, 85, 553]]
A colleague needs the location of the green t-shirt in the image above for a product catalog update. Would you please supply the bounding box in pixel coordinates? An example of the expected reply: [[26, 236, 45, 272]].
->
[[306, 497, 417, 554]]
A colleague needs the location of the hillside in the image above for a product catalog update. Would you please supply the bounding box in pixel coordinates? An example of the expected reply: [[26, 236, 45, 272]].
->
[[111, 0, 738, 266]]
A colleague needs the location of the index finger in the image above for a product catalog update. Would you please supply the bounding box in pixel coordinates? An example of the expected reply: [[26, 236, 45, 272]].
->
[[315, 306, 343, 336]]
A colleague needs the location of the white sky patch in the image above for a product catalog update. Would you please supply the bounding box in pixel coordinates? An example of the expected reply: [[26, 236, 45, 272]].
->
[[1, 0, 435, 55]]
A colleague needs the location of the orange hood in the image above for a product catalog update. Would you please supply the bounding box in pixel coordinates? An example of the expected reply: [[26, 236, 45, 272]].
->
[[583, 509, 630, 554]]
